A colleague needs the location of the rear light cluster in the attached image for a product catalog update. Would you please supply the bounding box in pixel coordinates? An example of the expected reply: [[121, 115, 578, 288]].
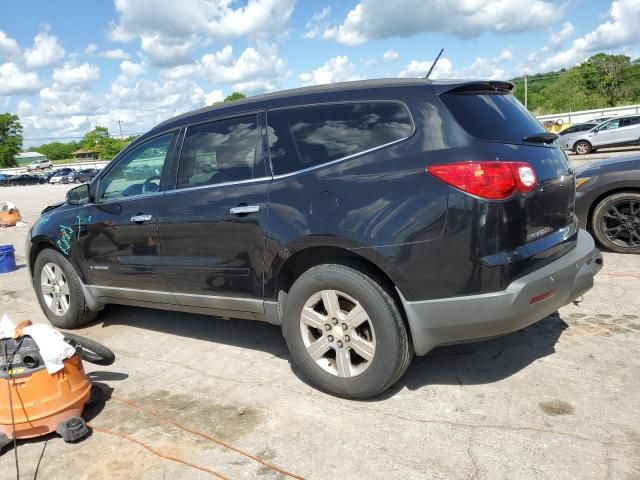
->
[[427, 161, 537, 200]]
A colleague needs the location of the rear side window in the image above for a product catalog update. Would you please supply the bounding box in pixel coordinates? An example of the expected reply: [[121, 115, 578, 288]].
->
[[440, 90, 545, 144], [622, 117, 640, 127], [267, 102, 413, 175], [177, 115, 259, 188]]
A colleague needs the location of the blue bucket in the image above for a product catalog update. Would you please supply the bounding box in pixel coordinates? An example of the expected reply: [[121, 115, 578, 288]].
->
[[0, 245, 17, 273]]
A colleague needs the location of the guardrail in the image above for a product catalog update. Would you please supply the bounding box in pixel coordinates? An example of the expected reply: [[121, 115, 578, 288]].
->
[[0, 160, 110, 176], [536, 104, 640, 127]]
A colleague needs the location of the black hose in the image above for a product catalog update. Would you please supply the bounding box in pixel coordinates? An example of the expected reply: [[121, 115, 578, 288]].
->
[[2, 338, 21, 479], [62, 333, 115, 366]]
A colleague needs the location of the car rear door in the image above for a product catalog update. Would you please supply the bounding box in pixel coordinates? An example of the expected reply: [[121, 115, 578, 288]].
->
[[157, 112, 270, 315], [75, 131, 178, 298], [619, 116, 640, 143]]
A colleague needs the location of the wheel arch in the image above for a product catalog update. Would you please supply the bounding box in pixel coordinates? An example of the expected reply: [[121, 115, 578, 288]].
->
[[269, 244, 410, 337]]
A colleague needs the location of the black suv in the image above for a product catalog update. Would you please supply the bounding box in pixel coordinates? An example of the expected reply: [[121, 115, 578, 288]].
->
[[27, 79, 602, 398]]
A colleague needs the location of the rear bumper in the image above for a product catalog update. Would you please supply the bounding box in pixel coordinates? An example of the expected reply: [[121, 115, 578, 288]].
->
[[400, 229, 602, 356]]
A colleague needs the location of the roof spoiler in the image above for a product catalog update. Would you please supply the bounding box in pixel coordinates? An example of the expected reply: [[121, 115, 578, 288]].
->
[[431, 80, 515, 95]]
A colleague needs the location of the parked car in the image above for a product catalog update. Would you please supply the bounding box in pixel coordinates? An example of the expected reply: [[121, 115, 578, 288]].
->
[[560, 115, 640, 154], [27, 78, 602, 398], [4, 174, 42, 186], [26, 158, 53, 171], [558, 122, 599, 136], [575, 154, 640, 254], [0, 173, 13, 186], [584, 116, 616, 124], [49, 168, 75, 184], [62, 168, 99, 184], [39, 170, 59, 183]]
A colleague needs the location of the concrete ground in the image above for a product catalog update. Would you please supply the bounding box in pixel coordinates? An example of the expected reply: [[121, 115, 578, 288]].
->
[[568, 145, 640, 166], [1, 184, 639, 480]]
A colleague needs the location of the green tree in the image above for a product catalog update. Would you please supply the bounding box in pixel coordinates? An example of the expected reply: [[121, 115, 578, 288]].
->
[[575, 53, 632, 107], [213, 92, 247, 105], [81, 125, 110, 150], [32, 141, 79, 161], [0, 113, 23, 168]]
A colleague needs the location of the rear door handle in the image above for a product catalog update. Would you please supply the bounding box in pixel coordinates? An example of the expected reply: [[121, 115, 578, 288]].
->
[[230, 205, 260, 215], [130, 214, 153, 223]]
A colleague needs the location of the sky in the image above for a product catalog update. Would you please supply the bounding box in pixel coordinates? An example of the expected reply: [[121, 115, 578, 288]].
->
[[0, 0, 639, 147]]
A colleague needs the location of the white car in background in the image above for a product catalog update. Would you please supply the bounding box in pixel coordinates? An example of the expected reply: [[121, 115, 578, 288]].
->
[[26, 158, 53, 171], [560, 115, 640, 154], [49, 168, 75, 184]]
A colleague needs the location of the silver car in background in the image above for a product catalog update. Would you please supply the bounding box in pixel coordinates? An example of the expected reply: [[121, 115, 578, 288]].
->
[[560, 115, 640, 155]]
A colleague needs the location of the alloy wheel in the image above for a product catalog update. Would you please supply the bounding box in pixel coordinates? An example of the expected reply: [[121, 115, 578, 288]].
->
[[601, 199, 640, 249], [40, 262, 71, 315], [299, 289, 376, 378]]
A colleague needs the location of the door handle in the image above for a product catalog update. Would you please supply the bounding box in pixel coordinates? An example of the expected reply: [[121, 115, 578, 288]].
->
[[130, 214, 153, 223], [230, 205, 260, 215]]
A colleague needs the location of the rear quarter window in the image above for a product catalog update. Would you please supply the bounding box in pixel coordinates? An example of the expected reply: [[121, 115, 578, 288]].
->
[[267, 102, 413, 175], [440, 90, 546, 144]]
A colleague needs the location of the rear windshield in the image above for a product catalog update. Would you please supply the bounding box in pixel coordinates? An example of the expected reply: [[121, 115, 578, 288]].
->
[[440, 90, 546, 144]]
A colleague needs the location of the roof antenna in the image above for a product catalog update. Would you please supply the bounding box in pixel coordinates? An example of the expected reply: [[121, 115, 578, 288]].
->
[[424, 48, 444, 79]]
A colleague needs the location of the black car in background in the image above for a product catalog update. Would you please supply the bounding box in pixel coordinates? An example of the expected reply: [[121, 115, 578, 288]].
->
[[26, 78, 602, 398], [3, 174, 43, 186], [62, 168, 99, 184], [0, 173, 12, 186], [575, 155, 640, 254]]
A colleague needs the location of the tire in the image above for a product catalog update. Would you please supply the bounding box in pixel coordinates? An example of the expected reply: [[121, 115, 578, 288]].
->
[[574, 140, 592, 155], [62, 332, 115, 366], [34, 248, 97, 329], [591, 192, 640, 254], [282, 264, 413, 399], [74, 178, 80, 184]]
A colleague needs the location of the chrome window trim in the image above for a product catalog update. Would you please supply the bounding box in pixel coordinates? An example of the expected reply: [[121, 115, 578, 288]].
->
[[265, 99, 416, 179], [164, 175, 272, 195]]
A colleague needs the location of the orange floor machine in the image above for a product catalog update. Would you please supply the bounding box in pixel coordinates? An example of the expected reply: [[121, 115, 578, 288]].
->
[[0, 334, 92, 448]]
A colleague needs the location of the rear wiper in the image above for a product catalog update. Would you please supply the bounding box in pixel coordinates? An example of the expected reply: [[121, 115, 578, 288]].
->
[[523, 132, 558, 144]]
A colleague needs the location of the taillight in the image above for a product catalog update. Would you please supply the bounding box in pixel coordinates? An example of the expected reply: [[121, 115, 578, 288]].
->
[[427, 161, 537, 200]]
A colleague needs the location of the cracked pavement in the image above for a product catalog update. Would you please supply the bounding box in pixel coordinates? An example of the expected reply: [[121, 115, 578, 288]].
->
[[1, 184, 639, 479]]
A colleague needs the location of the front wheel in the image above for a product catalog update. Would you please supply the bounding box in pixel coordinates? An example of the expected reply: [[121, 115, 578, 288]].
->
[[34, 248, 97, 329], [282, 264, 413, 399], [574, 140, 592, 155], [591, 192, 640, 254]]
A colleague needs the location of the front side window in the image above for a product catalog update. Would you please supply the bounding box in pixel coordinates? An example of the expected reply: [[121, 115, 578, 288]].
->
[[177, 115, 259, 188], [600, 119, 620, 130], [267, 102, 413, 175], [99, 132, 174, 201]]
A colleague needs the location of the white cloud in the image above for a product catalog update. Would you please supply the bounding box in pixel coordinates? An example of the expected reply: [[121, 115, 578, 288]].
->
[[161, 63, 200, 80], [140, 34, 195, 67], [455, 49, 513, 79], [382, 49, 399, 62], [52, 63, 100, 89], [323, 0, 562, 45], [0, 63, 40, 95], [99, 49, 131, 60], [24, 31, 65, 68], [398, 57, 453, 79], [299, 55, 361, 86], [84, 43, 98, 55], [201, 42, 288, 92], [119, 60, 145, 79], [549, 22, 574, 47], [206, 89, 225, 105], [0, 31, 21, 60], [537, 0, 640, 71], [304, 7, 332, 39]]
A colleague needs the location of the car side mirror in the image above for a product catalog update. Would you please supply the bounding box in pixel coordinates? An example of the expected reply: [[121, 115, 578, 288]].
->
[[66, 184, 91, 205]]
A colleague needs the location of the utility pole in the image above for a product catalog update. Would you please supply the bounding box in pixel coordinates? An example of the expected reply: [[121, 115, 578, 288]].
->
[[524, 74, 528, 109], [116, 120, 124, 139]]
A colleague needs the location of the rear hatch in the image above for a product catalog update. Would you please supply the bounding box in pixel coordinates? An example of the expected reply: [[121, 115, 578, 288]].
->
[[437, 81, 577, 271]]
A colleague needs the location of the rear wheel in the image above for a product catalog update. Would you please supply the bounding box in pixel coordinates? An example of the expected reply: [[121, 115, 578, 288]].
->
[[574, 140, 592, 155], [282, 264, 413, 399], [592, 192, 640, 254], [34, 248, 97, 328]]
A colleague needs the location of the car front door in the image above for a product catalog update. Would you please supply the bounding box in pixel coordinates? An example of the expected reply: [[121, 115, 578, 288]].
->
[[592, 119, 622, 147], [76, 131, 178, 300], [158, 113, 270, 315]]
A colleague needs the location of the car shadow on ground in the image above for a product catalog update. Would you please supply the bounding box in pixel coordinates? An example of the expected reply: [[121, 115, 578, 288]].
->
[[96, 306, 567, 399]]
